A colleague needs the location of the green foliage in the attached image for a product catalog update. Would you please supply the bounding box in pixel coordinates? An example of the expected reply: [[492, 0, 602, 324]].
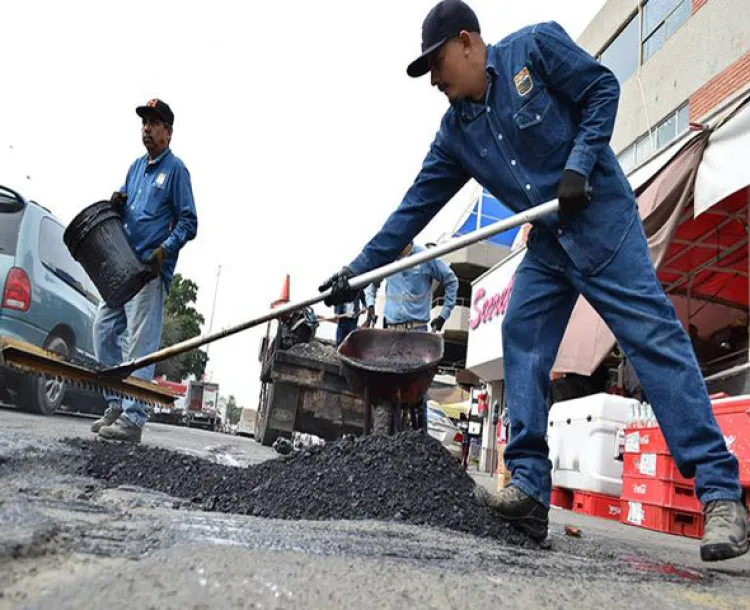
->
[[224, 395, 242, 425], [155, 274, 208, 381]]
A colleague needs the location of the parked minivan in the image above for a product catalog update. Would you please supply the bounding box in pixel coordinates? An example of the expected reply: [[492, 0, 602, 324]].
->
[[0, 184, 102, 414]]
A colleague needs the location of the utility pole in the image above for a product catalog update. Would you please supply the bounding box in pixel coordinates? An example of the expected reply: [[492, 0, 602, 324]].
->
[[204, 265, 222, 364]]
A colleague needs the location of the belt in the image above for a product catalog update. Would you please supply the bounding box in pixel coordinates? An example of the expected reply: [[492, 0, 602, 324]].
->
[[388, 320, 429, 330]]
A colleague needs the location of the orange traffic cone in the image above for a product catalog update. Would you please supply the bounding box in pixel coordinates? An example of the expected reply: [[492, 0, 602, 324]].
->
[[271, 274, 290, 308]]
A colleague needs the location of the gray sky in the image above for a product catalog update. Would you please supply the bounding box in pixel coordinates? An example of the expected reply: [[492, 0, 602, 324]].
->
[[0, 0, 606, 410]]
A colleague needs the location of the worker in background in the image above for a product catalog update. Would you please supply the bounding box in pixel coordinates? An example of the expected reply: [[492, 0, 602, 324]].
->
[[363, 242, 458, 334], [363, 241, 458, 431], [319, 0, 746, 561], [91, 99, 198, 443], [334, 290, 367, 346], [458, 412, 471, 470]]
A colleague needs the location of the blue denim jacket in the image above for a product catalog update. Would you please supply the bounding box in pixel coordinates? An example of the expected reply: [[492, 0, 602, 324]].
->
[[365, 245, 458, 325], [120, 149, 198, 288], [349, 22, 637, 278]]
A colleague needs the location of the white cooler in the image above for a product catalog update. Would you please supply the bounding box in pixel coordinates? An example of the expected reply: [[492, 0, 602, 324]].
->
[[547, 393, 638, 497]]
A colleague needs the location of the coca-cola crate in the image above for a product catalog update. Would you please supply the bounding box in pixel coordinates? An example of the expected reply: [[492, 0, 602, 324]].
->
[[622, 453, 690, 485], [551, 487, 574, 510], [623, 427, 669, 455], [621, 476, 700, 512], [572, 490, 622, 521], [621, 500, 704, 539], [712, 400, 750, 487]]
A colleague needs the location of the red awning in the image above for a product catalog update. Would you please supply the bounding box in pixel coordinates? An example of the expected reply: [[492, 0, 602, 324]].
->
[[659, 188, 749, 310]]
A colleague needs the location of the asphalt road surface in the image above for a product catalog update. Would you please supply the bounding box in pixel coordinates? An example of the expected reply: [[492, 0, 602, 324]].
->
[[1, 406, 749, 610]]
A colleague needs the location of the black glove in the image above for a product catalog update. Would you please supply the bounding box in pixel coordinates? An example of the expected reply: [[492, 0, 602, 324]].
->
[[365, 306, 377, 328], [556, 169, 591, 222], [110, 191, 127, 214], [431, 316, 445, 332], [318, 266, 357, 307], [145, 246, 166, 280]]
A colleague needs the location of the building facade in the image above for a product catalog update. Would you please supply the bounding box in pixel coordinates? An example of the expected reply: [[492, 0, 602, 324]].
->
[[577, 0, 750, 173]]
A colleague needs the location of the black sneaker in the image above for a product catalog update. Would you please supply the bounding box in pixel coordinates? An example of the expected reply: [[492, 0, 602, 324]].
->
[[475, 484, 549, 541], [701, 500, 749, 562], [98, 415, 142, 443], [91, 404, 123, 433]]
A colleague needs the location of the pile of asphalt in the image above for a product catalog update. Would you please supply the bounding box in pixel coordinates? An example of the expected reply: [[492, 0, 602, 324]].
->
[[287, 341, 340, 364], [66, 432, 535, 546]]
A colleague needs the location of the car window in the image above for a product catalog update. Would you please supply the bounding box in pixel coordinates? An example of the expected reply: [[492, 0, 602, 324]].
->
[[38, 217, 100, 305], [0, 187, 26, 255]]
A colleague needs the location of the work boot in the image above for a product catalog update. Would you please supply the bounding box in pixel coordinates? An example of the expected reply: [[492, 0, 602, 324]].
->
[[475, 484, 549, 541], [90, 404, 123, 433], [98, 415, 142, 443], [700, 500, 749, 562]]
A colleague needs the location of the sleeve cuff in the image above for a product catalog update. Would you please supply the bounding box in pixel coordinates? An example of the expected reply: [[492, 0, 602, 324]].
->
[[565, 146, 598, 178]]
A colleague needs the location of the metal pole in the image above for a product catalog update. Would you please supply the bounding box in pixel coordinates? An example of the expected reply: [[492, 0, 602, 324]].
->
[[204, 265, 222, 362], [103, 200, 559, 378]]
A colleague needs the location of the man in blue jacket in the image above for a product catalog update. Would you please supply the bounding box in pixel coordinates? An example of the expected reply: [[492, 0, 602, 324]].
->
[[91, 98, 198, 443], [319, 1, 747, 561]]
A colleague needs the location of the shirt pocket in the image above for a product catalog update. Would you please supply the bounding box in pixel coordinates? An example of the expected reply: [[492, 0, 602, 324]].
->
[[143, 173, 169, 217], [513, 90, 571, 158]]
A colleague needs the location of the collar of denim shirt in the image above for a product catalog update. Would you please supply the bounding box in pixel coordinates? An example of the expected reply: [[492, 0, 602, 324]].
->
[[457, 45, 499, 123]]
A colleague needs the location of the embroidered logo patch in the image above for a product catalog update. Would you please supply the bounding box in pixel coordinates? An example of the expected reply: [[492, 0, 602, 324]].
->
[[513, 67, 534, 97], [155, 172, 167, 188]]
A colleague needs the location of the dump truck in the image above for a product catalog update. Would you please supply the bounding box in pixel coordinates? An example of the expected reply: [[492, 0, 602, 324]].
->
[[254, 308, 366, 446], [184, 380, 221, 430]]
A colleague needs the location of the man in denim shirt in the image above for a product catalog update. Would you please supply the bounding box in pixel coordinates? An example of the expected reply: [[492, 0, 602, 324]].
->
[[320, 0, 747, 560], [91, 99, 198, 443], [365, 242, 458, 332]]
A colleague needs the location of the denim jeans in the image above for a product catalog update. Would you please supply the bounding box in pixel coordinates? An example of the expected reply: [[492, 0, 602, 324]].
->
[[502, 218, 741, 508], [336, 318, 358, 347], [93, 278, 165, 428]]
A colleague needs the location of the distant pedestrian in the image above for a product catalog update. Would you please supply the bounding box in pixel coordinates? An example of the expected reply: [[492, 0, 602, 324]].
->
[[458, 412, 471, 470], [334, 291, 367, 346]]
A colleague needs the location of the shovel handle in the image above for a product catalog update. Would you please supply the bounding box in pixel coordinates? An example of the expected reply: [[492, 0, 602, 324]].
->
[[102, 199, 559, 378]]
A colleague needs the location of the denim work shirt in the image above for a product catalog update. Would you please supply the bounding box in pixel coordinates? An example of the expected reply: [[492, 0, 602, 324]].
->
[[365, 245, 458, 325], [120, 148, 198, 288], [349, 22, 637, 278]]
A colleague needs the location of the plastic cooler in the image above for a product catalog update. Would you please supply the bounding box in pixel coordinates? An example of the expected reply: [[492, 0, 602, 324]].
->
[[572, 490, 622, 521], [548, 393, 639, 497], [621, 500, 704, 539], [620, 476, 701, 512]]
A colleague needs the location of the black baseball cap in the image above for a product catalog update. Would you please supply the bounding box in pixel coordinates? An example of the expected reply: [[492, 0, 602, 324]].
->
[[135, 98, 175, 126], [407, 0, 480, 78]]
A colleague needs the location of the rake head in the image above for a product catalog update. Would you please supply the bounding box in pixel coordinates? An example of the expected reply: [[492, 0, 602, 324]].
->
[[0, 338, 176, 407]]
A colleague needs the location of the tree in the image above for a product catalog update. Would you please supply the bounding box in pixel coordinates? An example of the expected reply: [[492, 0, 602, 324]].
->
[[155, 274, 209, 381], [224, 395, 242, 425]]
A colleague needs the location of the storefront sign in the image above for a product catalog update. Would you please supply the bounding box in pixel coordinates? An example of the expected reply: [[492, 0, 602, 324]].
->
[[469, 276, 516, 330], [466, 249, 526, 381]]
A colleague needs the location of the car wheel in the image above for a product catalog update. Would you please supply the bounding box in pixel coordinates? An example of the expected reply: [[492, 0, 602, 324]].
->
[[19, 335, 70, 415]]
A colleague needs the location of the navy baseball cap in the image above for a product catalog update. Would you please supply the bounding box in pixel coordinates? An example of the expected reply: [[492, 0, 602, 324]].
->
[[136, 98, 175, 126], [407, 0, 480, 78]]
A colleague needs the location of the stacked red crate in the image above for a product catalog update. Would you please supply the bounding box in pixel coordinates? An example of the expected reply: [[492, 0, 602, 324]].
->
[[573, 490, 622, 521], [621, 425, 704, 539], [620, 395, 750, 538], [551, 487, 574, 510]]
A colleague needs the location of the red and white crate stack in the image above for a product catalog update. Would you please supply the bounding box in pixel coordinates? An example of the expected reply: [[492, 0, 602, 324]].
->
[[619, 394, 750, 539]]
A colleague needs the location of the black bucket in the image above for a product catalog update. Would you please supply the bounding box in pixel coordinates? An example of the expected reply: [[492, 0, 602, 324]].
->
[[63, 201, 152, 309]]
